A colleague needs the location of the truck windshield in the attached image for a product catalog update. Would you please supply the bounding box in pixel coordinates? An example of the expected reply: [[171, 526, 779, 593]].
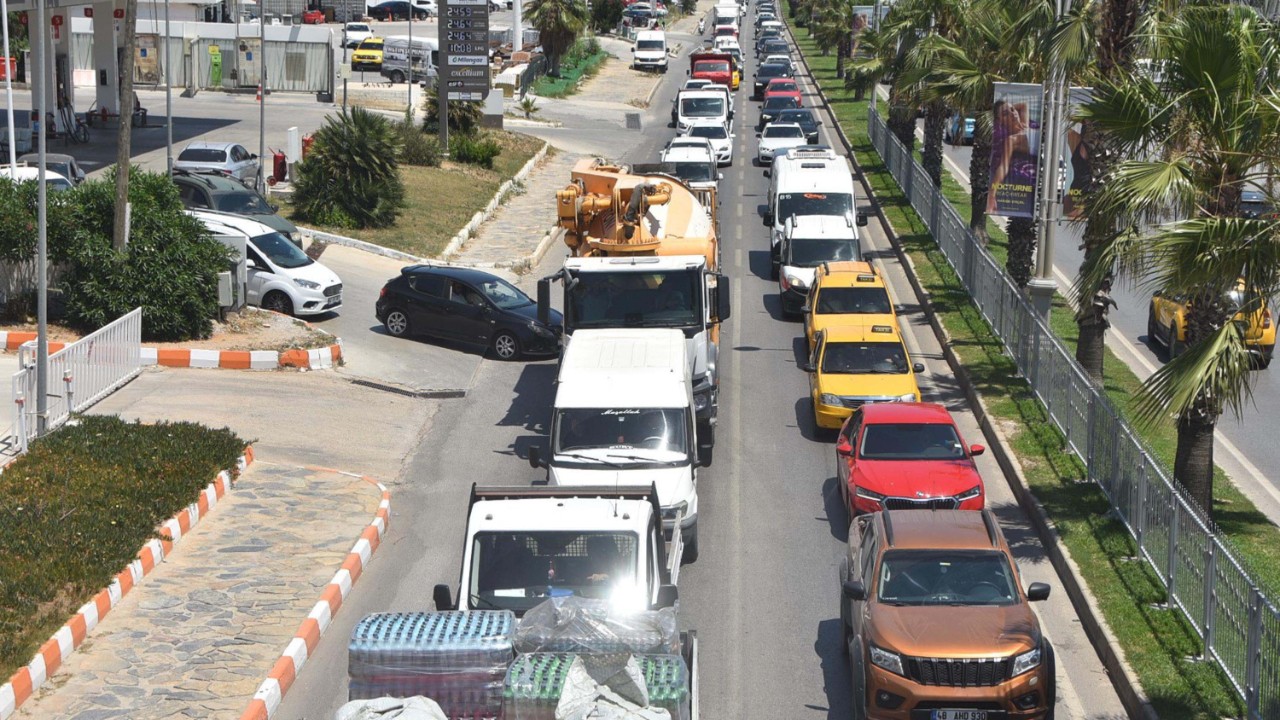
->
[[877, 550, 1018, 606], [777, 192, 853, 226], [682, 97, 725, 117], [566, 268, 702, 329], [470, 531, 640, 613], [694, 61, 730, 75], [555, 408, 689, 455], [787, 238, 859, 266]]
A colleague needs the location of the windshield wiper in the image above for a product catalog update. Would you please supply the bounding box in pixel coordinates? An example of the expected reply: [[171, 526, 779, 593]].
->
[[606, 453, 684, 464], [557, 451, 625, 467], [469, 593, 504, 610]]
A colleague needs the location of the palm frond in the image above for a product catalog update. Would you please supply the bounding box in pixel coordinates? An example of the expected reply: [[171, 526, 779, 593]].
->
[[1132, 320, 1258, 427]]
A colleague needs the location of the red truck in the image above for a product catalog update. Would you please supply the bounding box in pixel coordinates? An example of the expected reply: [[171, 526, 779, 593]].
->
[[689, 50, 738, 90]]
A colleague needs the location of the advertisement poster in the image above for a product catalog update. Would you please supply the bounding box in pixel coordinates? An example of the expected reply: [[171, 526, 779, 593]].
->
[[134, 34, 161, 84], [1062, 87, 1093, 219], [987, 82, 1043, 218]]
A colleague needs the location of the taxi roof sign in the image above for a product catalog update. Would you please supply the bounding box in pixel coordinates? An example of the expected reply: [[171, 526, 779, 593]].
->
[[871, 325, 894, 333]]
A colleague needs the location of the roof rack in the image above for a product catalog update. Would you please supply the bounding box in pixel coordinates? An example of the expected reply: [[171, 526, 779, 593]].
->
[[882, 509, 895, 547], [981, 508, 1000, 548]]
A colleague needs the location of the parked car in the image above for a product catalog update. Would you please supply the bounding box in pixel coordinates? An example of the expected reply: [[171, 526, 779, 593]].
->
[[835, 402, 986, 515], [173, 141, 260, 188], [171, 169, 299, 243], [944, 114, 975, 145], [342, 21, 373, 48], [17, 152, 86, 184], [839, 509, 1055, 720], [368, 1, 429, 20], [776, 108, 822, 143], [0, 166, 74, 191], [301, 8, 326, 23], [1148, 281, 1276, 367], [376, 265, 563, 360], [351, 37, 385, 71]]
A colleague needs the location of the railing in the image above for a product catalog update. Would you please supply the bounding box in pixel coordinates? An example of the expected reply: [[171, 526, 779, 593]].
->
[[866, 104, 1279, 720], [11, 308, 143, 454]]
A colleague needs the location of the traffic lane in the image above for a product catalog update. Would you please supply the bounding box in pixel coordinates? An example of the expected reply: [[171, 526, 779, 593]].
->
[[274, 244, 568, 720], [795, 38, 1124, 718]]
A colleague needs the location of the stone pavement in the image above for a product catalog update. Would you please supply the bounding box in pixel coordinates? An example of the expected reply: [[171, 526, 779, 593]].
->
[[13, 462, 381, 720], [449, 151, 583, 269]]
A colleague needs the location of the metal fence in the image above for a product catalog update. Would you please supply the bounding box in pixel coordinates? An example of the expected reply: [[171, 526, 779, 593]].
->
[[11, 308, 144, 455], [866, 105, 1280, 719]]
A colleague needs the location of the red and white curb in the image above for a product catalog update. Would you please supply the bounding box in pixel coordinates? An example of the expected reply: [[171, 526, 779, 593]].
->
[[0, 447, 255, 720], [240, 473, 391, 720], [139, 342, 343, 371]]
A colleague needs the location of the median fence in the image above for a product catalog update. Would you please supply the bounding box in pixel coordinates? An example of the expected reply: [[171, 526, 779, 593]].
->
[[866, 104, 1279, 719], [11, 308, 143, 454]]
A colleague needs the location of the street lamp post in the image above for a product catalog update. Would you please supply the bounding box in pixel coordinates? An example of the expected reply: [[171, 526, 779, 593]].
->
[[258, 19, 265, 187], [408, 1, 414, 111], [2, 0, 17, 173], [1028, 0, 1071, 319], [165, 0, 173, 175], [35, 0, 48, 435]]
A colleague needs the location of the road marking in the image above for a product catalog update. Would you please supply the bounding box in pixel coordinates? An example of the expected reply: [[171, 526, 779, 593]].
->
[[725, 273, 745, 717]]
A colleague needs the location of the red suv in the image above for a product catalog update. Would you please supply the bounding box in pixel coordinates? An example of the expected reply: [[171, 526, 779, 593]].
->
[[836, 403, 986, 515]]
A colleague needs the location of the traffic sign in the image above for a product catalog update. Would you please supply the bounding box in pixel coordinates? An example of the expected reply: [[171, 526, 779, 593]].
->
[[438, 0, 490, 101]]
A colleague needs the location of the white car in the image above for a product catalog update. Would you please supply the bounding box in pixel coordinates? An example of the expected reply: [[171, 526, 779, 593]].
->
[[683, 119, 734, 166], [757, 122, 808, 164], [659, 144, 719, 191], [0, 166, 73, 191], [666, 135, 716, 154], [343, 22, 372, 47], [762, 54, 793, 71], [683, 78, 712, 91]]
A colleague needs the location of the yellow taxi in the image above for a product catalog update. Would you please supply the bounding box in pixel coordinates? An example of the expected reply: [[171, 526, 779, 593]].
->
[[351, 37, 385, 72], [1148, 281, 1276, 368], [803, 261, 897, 354], [801, 323, 924, 429]]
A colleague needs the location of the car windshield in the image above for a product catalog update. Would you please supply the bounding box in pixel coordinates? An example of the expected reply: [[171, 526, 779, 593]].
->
[[765, 125, 804, 139], [555, 407, 689, 455], [816, 286, 893, 314], [348, 23, 370, 31], [670, 161, 716, 183], [758, 65, 785, 79], [788, 238, 859, 266], [469, 531, 640, 613], [860, 423, 965, 460], [877, 550, 1019, 606], [769, 81, 798, 93], [478, 276, 533, 310], [358, 39, 383, 49], [689, 124, 727, 140], [682, 97, 725, 117], [177, 148, 227, 163], [778, 192, 853, 225], [821, 341, 908, 374], [215, 192, 273, 214], [566, 268, 702, 329], [637, 39, 664, 50], [252, 232, 313, 269], [763, 96, 799, 111], [47, 178, 73, 192], [779, 111, 814, 126]]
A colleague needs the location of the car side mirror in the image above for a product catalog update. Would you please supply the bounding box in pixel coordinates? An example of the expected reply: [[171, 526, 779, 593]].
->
[[799, 361, 815, 372], [801, 304, 811, 313], [432, 583, 455, 611], [536, 277, 552, 327], [250, 153, 259, 159], [245, 257, 261, 270], [764, 212, 774, 226], [1026, 582, 1051, 602], [270, 204, 280, 212], [1152, 289, 1163, 298], [842, 579, 866, 601], [912, 363, 925, 373], [835, 440, 852, 456], [528, 446, 547, 469], [818, 120, 824, 126], [656, 584, 679, 608], [755, 132, 762, 138], [969, 444, 986, 457], [856, 212, 868, 226], [718, 172, 724, 180]]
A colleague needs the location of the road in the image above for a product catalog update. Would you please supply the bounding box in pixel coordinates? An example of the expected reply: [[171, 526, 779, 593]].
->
[[924, 129, 1280, 520], [275, 17, 1127, 720]]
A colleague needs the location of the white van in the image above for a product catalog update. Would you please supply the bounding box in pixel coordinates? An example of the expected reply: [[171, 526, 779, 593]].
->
[[777, 214, 866, 316], [765, 146, 858, 278], [675, 89, 729, 133], [188, 211, 343, 316], [632, 30, 668, 72], [380, 35, 438, 84]]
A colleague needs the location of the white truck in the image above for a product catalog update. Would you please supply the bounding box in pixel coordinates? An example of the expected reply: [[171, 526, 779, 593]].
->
[[765, 145, 863, 279], [631, 29, 669, 72], [432, 484, 685, 615], [537, 256, 731, 450], [528, 328, 702, 561], [380, 35, 438, 84]]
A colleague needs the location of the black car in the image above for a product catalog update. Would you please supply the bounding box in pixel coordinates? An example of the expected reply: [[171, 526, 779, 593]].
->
[[368, 1, 429, 19], [759, 95, 801, 128], [753, 62, 792, 99], [758, 39, 790, 58], [376, 265, 562, 360], [1241, 190, 1279, 220], [754, 29, 783, 50], [776, 108, 821, 143], [172, 169, 300, 243]]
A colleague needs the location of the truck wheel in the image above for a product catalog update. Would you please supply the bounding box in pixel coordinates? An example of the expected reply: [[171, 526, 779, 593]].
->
[[697, 442, 713, 468], [683, 523, 699, 563], [389, 70, 405, 84], [698, 420, 715, 449]]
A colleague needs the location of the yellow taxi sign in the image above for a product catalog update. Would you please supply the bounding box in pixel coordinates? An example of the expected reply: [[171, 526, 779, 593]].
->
[[871, 325, 894, 333], [856, 274, 876, 282]]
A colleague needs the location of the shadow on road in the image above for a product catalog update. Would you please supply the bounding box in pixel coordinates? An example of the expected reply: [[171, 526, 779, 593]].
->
[[822, 475, 849, 542], [747, 249, 774, 281], [496, 362, 557, 445], [364, 323, 487, 358], [794, 397, 835, 444], [814, 618, 852, 720]]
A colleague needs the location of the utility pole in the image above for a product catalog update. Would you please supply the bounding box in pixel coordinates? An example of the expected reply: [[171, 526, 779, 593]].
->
[[35, 0, 48, 435], [2, 0, 17, 173], [408, 1, 414, 111], [165, 0, 173, 175], [258, 19, 265, 187], [513, 0, 521, 56], [342, 0, 349, 109], [1028, 0, 1070, 319]]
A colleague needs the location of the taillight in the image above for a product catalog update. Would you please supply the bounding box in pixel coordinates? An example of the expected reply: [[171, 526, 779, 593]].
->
[[379, 286, 388, 300]]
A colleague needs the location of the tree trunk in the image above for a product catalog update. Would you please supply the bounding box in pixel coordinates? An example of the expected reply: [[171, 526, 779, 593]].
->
[[1075, 312, 1108, 381], [1075, 120, 1112, 381], [969, 113, 992, 244], [922, 100, 946, 187], [1174, 408, 1217, 519], [1006, 216, 1036, 289], [886, 88, 916, 152], [835, 37, 847, 79], [113, 0, 138, 251]]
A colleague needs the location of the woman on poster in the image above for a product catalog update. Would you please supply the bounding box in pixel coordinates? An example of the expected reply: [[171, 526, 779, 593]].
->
[[987, 98, 1036, 214]]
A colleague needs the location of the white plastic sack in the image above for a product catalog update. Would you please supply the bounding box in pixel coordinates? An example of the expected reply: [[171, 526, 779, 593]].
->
[[334, 696, 449, 720], [554, 656, 671, 720]]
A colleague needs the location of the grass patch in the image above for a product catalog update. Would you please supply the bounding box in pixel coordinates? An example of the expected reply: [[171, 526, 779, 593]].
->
[[0, 416, 246, 680], [285, 131, 544, 258], [532, 50, 609, 98], [794, 29, 1254, 719]]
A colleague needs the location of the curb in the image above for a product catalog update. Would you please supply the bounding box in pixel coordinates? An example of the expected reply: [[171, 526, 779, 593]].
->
[[463, 226, 566, 273], [0, 447, 256, 720], [786, 23, 1159, 720], [303, 229, 431, 264], [239, 470, 391, 720], [441, 141, 552, 260]]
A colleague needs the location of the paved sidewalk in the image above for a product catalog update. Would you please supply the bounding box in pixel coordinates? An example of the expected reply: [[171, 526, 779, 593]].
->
[[449, 151, 582, 268], [14, 462, 380, 720]]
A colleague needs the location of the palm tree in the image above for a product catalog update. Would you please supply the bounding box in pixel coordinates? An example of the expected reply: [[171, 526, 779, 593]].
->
[[812, 0, 853, 79], [526, 0, 590, 77], [1079, 3, 1280, 517], [888, 0, 968, 187], [293, 107, 406, 229], [845, 24, 898, 103]]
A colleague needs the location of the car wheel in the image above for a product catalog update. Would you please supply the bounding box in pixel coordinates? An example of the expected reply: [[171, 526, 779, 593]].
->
[[383, 309, 411, 337], [849, 640, 868, 720], [491, 330, 521, 360], [698, 419, 715, 449], [262, 291, 294, 316], [1043, 642, 1057, 720], [1168, 321, 1183, 358], [770, 259, 780, 281], [1146, 303, 1158, 345]]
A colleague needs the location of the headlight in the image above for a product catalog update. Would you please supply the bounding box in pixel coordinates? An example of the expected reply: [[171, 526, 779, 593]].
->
[[896, 393, 917, 402], [784, 272, 809, 290], [1011, 647, 1042, 677], [661, 501, 689, 520], [955, 485, 982, 501], [293, 278, 320, 290], [869, 644, 904, 676], [530, 323, 556, 338], [855, 486, 886, 502], [819, 393, 841, 406]]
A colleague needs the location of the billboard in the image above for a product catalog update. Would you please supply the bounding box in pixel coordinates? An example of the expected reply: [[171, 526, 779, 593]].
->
[[1062, 87, 1093, 220], [987, 82, 1043, 218]]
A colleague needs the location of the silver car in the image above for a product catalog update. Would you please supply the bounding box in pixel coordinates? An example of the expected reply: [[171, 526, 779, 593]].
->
[[18, 152, 87, 184], [174, 142, 261, 188]]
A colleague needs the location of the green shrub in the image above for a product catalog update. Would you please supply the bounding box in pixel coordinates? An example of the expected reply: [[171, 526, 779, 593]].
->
[[291, 107, 406, 230], [591, 0, 623, 32], [396, 109, 443, 166], [422, 85, 484, 136], [450, 134, 503, 169], [0, 416, 246, 679]]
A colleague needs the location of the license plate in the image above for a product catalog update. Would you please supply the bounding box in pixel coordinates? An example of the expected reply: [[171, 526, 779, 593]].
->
[[325, 294, 342, 308], [932, 711, 988, 720]]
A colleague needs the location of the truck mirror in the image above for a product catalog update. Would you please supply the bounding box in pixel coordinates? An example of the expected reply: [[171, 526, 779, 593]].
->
[[763, 211, 774, 226], [715, 273, 732, 322], [537, 277, 551, 328], [842, 579, 867, 601], [432, 583, 455, 611], [656, 584, 679, 608], [856, 211, 868, 226], [528, 446, 546, 469]]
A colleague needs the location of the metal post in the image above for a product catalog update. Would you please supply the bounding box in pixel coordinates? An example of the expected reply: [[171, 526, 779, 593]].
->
[[438, 79, 448, 151], [1028, 0, 1070, 319], [258, 20, 265, 187], [1244, 588, 1263, 720], [513, 0, 522, 55], [342, 0, 349, 110], [2, 0, 17, 173], [1165, 501, 1180, 603], [1201, 540, 1217, 658], [164, 0, 172, 175], [408, 1, 414, 112], [35, 0, 48, 436]]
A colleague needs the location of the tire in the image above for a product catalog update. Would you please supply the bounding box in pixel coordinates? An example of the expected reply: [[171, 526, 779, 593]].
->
[[698, 419, 716, 449], [1168, 322, 1183, 358], [1146, 304, 1158, 344], [770, 259, 780, 280], [1043, 643, 1057, 720], [491, 330, 521, 360], [262, 291, 294, 316], [849, 642, 868, 720], [383, 308, 411, 337], [389, 70, 405, 84], [682, 522, 699, 563]]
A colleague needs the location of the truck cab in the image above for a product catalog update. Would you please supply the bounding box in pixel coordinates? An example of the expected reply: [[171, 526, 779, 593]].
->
[[433, 485, 682, 616], [689, 50, 738, 91]]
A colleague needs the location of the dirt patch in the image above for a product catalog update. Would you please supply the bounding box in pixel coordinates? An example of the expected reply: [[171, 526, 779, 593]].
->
[[0, 309, 335, 354]]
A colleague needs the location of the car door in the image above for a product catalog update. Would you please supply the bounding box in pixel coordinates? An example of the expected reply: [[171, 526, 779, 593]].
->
[[403, 274, 449, 338], [440, 280, 492, 344], [244, 245, 273, 306]]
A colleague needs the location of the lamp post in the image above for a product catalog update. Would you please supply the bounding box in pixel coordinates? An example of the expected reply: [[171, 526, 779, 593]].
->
[[35, 0, 48, 434], [258, 18, 265, 187], [165, 0, 172, 175], [1028, 0, 1071, 319], [2, 0, 17, 173]]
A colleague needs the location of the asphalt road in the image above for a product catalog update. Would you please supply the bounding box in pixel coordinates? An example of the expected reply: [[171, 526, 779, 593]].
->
[[275, 17, 1127, 720]]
